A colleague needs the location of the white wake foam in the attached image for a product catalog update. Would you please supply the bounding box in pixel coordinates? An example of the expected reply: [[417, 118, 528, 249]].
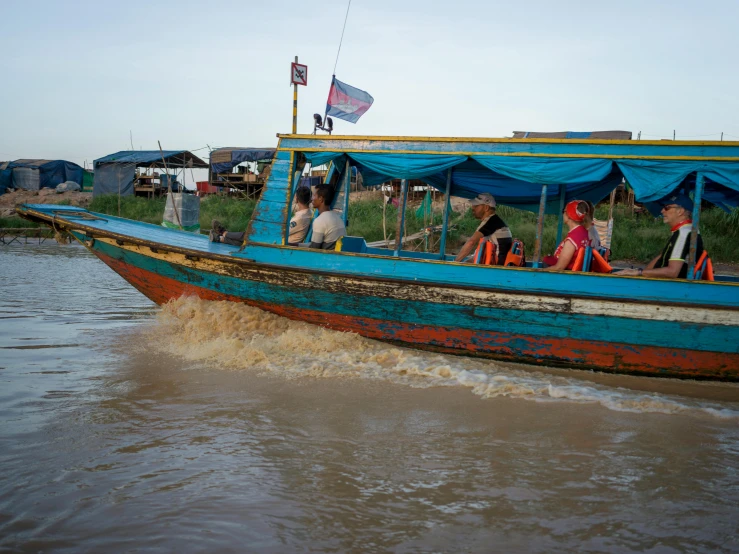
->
[[146, 297, 739, 419]]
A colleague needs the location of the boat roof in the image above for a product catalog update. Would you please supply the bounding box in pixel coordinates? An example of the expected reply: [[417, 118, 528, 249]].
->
[[278, 134, 739, 213]]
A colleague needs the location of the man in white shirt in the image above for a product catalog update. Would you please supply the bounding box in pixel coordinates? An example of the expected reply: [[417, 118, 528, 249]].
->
[[287, 186, 312, 245], [309, 183, 346, 250]]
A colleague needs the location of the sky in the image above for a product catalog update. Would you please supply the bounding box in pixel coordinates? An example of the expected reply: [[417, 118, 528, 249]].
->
[[2, 0, 739, 179]]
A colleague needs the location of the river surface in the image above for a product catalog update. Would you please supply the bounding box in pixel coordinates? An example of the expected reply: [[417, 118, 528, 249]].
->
[[1, 242, 738, 553]]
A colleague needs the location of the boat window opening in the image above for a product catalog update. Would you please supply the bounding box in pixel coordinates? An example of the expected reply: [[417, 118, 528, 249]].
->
[[438, 168, 453, 260], [532, 184, 548, 268], [555, 184, 567, 245]]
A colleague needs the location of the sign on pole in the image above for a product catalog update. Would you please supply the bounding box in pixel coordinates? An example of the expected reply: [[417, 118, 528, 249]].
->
[[291, 62, 308, 86]]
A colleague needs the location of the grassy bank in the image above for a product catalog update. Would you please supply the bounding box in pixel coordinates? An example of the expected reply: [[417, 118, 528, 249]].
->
[[87, 195, 257, 232]]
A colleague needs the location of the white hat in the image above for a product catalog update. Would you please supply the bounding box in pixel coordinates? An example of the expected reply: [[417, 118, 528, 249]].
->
[[469, 193, 496, 208]]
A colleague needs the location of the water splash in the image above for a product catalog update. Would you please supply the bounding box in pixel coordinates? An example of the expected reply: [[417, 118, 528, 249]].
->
[[148, 297, 739, 419]]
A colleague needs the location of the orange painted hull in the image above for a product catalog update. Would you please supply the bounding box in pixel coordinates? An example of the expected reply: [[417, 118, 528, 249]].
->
[[95, 250, 739, 381]]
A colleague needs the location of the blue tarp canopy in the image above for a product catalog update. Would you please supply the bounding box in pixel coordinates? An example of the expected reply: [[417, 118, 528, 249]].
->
[[1, 159, 83, 191], [94, 150, 208, 169], [304, 152, 739, 213], [210, 147, 276, 174], [92, 150, 207, 197]]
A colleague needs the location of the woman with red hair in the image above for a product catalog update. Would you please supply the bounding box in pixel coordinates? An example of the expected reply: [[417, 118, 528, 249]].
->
[[542, 200, 592, 271]]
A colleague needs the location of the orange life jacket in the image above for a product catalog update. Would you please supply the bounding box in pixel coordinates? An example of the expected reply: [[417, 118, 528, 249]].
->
[[473, 238, 497, 265], [504, 238, 526, 267], [590, 249, 613, 273], [571, 247, 586, 271], [695, 250, 715, 281]]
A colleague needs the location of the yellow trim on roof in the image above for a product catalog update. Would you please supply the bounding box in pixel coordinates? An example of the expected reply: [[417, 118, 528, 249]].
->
[[277, 133, 739, 147], [275, 147, 739, 162]]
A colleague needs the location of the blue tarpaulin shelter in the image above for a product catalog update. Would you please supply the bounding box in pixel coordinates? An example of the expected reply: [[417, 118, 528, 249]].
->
[[0, 159, 84, 193], [93, 150, 207, 197], [210, 147, 276, 175]]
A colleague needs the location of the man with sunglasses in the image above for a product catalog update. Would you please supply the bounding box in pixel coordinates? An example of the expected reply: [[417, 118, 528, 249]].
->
[[619, 193, 703, 279]]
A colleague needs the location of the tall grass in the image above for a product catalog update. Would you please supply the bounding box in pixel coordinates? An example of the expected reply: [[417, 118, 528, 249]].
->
[[88, 194, 256, 232], [198, 196, 256, 232], [89, 195, 167, 224], [0, 216, 42, 228]]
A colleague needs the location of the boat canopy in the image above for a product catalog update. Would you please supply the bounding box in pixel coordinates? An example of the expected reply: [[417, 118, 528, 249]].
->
[[302, 149, 739, 214], [94, 150, 208, 169], [210, 147, 276, 174]]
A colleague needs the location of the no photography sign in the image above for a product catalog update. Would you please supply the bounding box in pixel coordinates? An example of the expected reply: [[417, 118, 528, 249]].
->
[[291, 63, 308, 86]]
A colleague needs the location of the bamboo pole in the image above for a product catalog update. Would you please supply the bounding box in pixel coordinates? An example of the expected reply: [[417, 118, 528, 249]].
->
[[394, 179, 408, 257], [159, 141, 181, 229], [438, 168, 452, 259]]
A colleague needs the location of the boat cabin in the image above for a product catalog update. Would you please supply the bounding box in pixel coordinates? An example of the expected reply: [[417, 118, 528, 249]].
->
[[243, 134, 739, 282]]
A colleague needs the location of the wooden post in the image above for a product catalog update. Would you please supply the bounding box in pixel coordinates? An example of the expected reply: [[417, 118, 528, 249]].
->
[[555, 184, 566, 245], [687, 173, 704, 280], [532, 184, 548, 268], [608, 188, 616, 221], [382, 182, 388, 248], [158, 141, 181, 228], [394, 179, 408, 257], [343, 160, 350, 227], [439, 168, 452, 259], [292, 56, 298, 134]]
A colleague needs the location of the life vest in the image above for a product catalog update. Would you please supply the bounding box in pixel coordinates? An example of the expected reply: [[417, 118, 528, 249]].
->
[[473, 238, 497, 265], [571, 247, 586, 271], [504, 238, 526, 267], [590, 249, 613, 273], [695, 250, 715, 281]]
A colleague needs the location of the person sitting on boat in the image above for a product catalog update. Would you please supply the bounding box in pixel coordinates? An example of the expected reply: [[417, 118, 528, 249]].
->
[[618, 192, 703, 279], [210, 187, 313, 246], [454, 193, 512, 264], [308, 183, 346, 250], [585, 201, 602, 251], [209, 220, 243, 246], [287, 186, 312, 245], [541, 200, 591, 270]]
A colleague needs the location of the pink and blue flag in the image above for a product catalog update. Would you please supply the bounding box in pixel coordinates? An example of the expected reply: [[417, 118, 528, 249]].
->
[[326, 76, 374, 124]]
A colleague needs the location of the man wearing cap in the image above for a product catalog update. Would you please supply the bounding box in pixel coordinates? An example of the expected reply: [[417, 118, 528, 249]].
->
[[619, 193, 703, 279], [455, 193, 513, 264]]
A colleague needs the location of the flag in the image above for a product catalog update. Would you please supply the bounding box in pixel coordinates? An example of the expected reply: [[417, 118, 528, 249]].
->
[[325, 76, 374, 124]]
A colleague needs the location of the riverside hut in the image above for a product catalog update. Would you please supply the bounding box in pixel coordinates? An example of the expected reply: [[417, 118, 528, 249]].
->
[[92, 150, 208, 198]]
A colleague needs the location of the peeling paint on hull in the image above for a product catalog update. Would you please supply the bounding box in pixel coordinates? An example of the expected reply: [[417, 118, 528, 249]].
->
[[92, 247, 739, 382]]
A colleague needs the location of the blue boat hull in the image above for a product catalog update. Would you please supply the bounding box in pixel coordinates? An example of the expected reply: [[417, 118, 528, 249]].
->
[[78, 232, 739, 381]]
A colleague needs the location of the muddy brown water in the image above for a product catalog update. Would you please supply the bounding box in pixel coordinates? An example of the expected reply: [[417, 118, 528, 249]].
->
[[1, 243, 738, 553]]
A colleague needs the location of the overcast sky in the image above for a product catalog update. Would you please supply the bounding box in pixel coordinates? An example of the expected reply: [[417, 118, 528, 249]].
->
[[2, 0, 738, 173]]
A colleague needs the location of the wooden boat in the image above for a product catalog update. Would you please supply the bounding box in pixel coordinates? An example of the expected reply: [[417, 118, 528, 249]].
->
[[18, 135, 739, 381]]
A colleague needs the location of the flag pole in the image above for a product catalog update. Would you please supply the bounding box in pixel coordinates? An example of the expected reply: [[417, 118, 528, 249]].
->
[[323, 75, 335, 124], [325, 0, 351, 123], [292, 55, 298, 134]]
